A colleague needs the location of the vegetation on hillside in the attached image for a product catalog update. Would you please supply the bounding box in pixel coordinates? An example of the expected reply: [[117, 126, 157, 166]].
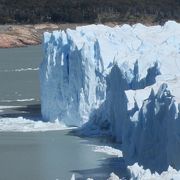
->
[[0, 0, 180, 24]]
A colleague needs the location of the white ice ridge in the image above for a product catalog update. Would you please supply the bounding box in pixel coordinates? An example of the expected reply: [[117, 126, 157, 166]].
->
[[128, 163, 180, 180], [71, 173, 120, 180], [71, 164, 180, 180], [40, 20, 180, 126], [0, 117, 75, 132]]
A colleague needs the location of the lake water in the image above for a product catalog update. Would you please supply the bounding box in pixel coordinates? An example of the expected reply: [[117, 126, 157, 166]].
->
[[0, 46, 126, 180], [0, 45, 42, 106], [0, 130, 126, 180], [0, 45, 42, 118]]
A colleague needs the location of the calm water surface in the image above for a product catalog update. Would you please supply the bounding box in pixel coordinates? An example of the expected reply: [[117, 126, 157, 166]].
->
[[0, 45, 42, 106], [0, 130, 125, 180]]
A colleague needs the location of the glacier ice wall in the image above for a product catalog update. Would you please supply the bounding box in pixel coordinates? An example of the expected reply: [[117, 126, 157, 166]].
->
[[40, 20, 180, 172], [124, 81, 180, 172], [40, 30, 107, 126], [40, 21, 180, 126]]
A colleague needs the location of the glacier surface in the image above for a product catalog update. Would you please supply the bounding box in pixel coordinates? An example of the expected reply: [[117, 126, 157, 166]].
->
[[40, 20, 180, 126], [40, 21, 180, 173]]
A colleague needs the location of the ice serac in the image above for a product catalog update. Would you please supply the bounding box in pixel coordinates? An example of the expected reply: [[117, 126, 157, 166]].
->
[[123, 79, 180, 172], [40, 29, 107, 126]]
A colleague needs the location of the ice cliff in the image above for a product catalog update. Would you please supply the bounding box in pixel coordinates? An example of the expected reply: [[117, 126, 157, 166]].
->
[[40, 21, 180, 172], [124, 79, 180, 172], [40, 21, 180, 125]]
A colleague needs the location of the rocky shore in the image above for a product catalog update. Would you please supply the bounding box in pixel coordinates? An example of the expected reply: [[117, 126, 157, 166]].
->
[[0, 23, 89, 48]]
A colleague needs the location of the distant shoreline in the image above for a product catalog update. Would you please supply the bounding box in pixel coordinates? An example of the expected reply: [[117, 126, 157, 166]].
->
[[0, 23, 89, 48]]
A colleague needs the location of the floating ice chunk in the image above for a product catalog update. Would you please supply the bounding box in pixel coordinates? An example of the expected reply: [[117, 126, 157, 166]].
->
[[107, 173, 120, 180], [90, 145, 123, 157], [70, 174, 75, 180], [0, 117, 75, 132]]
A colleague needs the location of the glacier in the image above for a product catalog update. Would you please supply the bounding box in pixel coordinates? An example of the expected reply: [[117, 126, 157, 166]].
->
[[40, 20, 180, 126], [123, 79, 180, 172], [40, 21, 180, 173]]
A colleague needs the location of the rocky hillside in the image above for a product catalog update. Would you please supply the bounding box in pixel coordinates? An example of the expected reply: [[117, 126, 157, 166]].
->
[[0, 0, 180, 25], [0, 23, 88, 48]]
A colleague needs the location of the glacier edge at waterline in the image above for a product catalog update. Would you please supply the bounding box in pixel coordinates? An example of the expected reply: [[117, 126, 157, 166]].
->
[[40, 21, 180, 173]]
